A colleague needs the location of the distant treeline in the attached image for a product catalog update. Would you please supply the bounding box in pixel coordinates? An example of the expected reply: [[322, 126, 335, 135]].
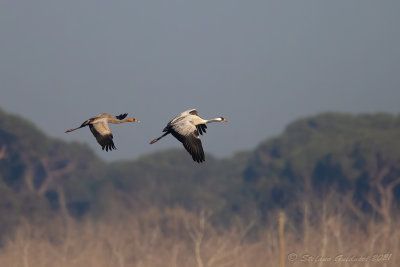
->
[[0, 107, 400, 238]]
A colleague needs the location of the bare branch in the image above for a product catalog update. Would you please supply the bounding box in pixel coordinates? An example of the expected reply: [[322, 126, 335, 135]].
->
[[37, 158, 75, 195], [0, 144, 7, 160], [343, 194, 365, 222], [387, 176, 400, 191]]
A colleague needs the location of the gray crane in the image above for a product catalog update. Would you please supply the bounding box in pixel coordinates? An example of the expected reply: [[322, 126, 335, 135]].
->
[[65, 113, 139, 151], [150, 109, 228, 163]]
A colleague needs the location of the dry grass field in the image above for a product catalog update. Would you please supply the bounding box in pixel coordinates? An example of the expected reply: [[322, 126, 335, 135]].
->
[[0, 207, 397, 267]]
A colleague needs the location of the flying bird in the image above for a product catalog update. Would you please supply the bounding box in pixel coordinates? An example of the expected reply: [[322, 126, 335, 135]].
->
[[150, 109, 229, 163], [65, 113, 139, 151]]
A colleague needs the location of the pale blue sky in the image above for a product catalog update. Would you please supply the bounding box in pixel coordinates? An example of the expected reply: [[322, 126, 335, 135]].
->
[[1, 0, 399, 161]]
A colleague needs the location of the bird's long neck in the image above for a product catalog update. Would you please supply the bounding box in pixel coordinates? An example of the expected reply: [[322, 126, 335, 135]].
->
[[205, 118, 222, 124], [110, 118, 134, 124]]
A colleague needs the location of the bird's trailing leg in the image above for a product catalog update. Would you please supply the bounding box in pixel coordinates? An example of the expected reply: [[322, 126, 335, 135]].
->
[[150, 132, 169, 144], [65, 126, 84, 133], [65, 120, 90, 133]]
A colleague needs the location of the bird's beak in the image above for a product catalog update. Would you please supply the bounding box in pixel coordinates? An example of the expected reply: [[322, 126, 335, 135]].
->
[[134, 119, 140, 123], [222, 119, 229, 122]]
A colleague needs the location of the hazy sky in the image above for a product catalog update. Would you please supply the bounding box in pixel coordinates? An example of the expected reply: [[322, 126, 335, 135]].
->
[[1, 0, 399, 161]]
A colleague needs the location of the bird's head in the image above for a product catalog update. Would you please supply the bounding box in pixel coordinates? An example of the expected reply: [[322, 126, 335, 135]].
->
[[127, 118, 140, 123], [218, 117, 229, 122]]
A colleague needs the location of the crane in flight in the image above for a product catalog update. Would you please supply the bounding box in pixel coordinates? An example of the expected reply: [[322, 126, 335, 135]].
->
[[150, 109, 228, 163], [65, 113, 139, 151]]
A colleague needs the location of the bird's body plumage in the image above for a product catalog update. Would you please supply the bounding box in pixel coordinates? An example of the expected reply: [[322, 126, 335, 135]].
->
[[150, 109, 228, 163], [65, 113, 139, 151]]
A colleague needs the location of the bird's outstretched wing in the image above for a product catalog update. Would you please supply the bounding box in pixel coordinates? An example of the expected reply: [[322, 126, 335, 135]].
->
[[170, 120, 205, 163], [115, 113, 128, 120], [89, 121, 116, 151]]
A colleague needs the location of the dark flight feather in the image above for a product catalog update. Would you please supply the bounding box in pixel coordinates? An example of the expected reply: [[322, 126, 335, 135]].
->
[[116, 113, 128, 120], [196, 124, 207, 135]]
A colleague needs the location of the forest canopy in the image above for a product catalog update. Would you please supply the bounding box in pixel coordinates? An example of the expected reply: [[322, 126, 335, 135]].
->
[[0, 108, 400, 236]]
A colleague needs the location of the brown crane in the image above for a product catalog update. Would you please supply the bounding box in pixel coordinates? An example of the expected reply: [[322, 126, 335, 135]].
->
[[65, 113, 139, 151]]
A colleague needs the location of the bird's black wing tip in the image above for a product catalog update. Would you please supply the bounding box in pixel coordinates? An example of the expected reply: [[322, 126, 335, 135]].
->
[[116, 113, 128, 120], [101, 142, 117, 152], [196, 124, 207, 135], [192, 153, 205, 163]]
